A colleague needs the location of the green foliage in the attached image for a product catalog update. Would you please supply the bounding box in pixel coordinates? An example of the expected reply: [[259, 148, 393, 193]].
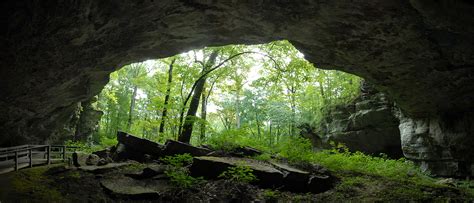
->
[[165, 168, 204, 189], [161, 153, 193, 167], [273, 136, 314, 163], [262, 189, 280, 200], [218, 165, 258, 183], [63, 137, 117, 153], [94, 40, 361, 148], [161, 154, 203, 188]]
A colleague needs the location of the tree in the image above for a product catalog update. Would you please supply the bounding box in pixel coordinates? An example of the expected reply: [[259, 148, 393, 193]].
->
[[179, 50, 219, 143], [159, 58, 176, 134]]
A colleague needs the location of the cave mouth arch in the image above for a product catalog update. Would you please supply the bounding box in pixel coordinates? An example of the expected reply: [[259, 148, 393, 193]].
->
[[91, 40, 403, 159], [1, 0, 473, 176]]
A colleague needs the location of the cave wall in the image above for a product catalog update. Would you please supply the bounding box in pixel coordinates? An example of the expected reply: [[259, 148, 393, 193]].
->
[[0, 0, 473, 175], [312, 82, 403, 159], [398, 112, 474, 177]]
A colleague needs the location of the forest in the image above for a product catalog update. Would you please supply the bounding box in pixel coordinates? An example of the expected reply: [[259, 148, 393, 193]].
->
[[90, 40, 360, 151]]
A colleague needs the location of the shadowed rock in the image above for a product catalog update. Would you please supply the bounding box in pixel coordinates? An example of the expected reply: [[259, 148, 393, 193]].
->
[[190, 156, 334, 193], [101, 176, 171, 199], [162, 140, 212, 157], [79, 162, 133, 174], [115, 131, 164, 162]]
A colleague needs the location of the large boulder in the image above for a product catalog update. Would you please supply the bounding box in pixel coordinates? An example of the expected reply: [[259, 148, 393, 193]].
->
[[115, 131, 164, 162], [190, 156, 334, 193], [85, 154, 101, 166]]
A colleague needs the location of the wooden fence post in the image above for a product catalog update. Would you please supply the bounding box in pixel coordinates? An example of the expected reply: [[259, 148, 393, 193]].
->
[[29, 148, 33, 168], [46, 146, 51, 165], [62, 146, 66, 161], [14, 151, 18, 171]]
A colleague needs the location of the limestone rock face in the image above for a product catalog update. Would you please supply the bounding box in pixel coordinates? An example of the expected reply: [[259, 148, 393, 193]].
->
[[314, 88, 403, 158], [74, 97, 103, 142], [398, 112, 474, 177]]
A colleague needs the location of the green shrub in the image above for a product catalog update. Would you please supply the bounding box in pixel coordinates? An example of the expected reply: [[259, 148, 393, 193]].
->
[[262, 189, 279, 200], [219, 165, 258, 183], [274, 136, 314, 163], [161, 154, 203, 188], [63, 137, 117, 154], [165, 168, 203, 189], [161, 153, 193, 167]]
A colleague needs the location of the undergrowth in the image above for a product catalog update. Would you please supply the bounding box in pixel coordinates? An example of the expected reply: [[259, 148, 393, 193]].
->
[[219, 165, 258, 184], [206, 132, 436, 185], [161, 154, 204, 188]]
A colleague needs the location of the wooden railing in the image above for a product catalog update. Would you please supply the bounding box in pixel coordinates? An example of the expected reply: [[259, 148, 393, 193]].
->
[[0, 145, 79, 174]]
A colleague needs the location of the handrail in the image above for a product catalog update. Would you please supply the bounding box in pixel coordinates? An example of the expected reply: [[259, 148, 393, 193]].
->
[[0, 145, 80, 156], [0, 145, 49, 156], [0, 144, 80, 173], [0, 145, 31, 152]]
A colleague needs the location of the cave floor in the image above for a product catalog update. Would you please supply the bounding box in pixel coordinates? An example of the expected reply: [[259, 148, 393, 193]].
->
[[0, 163, 473, 202]]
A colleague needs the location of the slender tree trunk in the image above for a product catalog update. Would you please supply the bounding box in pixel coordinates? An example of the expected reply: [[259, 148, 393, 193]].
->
[[200, 86, 207, 142], [255, 111, 261, 138], [178, 106, 186, 135], [159, 59, 175, 135], [269, 121, 273, 146], [276, 126, 280, 143], [235, 90, 241, 129], [127, 86, 138, 131]]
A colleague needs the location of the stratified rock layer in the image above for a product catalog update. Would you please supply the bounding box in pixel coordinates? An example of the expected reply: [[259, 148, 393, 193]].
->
[[0, 1, 473, 176], [310, 84, 403, 158], [398, 111, 474, 177]]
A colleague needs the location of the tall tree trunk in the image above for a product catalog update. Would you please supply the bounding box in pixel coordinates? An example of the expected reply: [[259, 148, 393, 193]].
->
[[179, 76, 207, 143], [179, 51, 218, 143], [127, 86, 138, 131], [159, 59, 175, 135]]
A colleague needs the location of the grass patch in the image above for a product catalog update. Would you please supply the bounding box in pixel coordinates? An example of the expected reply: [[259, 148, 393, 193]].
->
[[9, 165, 66, 202]]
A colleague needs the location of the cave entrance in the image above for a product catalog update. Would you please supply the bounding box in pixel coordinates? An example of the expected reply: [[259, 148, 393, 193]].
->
[[86, 40, 391, 154]]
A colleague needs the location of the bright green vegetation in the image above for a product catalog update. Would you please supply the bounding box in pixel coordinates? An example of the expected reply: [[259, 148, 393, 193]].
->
[[219, 165, 258, 184], [161, 153, 194, 168], [85, 40, 360, 147], [162, 154, 204, 188]]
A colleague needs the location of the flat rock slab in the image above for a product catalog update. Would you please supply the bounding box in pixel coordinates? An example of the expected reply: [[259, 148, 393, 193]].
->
[[79, 162, 132, 174], [101, 176, 172, 199], [162, 140, 213, 157], [190, 156, 334, 193], [191, 156, 284, 188], [125, 164, 170, 180]]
